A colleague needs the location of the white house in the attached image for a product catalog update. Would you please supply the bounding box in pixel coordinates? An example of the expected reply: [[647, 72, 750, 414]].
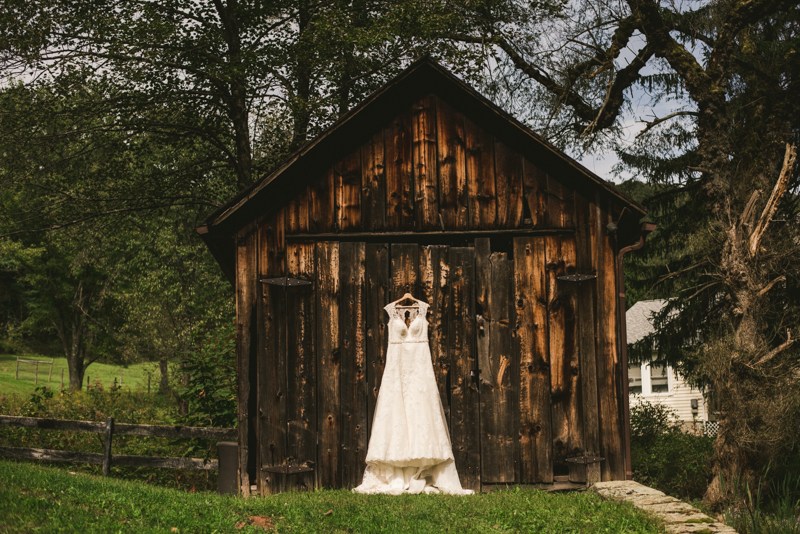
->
[[626, 300, 714, 433]]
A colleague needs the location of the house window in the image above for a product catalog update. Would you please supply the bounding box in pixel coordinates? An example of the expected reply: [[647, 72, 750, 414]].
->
[[650, 363, 669, 393], [628, 364, 642, 394]]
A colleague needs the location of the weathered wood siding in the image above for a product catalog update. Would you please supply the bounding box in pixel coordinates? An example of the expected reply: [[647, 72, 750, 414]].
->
[[285, 96, 582, 237]]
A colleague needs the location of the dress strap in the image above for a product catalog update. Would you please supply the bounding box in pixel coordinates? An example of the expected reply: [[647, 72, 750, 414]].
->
[[383, 302, 398, 319]]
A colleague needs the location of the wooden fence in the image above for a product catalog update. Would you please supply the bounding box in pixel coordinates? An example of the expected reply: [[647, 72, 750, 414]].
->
[[0, 415, 236, 475]]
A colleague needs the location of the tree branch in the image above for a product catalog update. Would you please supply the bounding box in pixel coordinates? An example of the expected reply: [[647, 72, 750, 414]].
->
[[755, 330, 794, 366], [757, 276, 786, 298], [749, 143, 797, 257], [636, 111, 699, 138]]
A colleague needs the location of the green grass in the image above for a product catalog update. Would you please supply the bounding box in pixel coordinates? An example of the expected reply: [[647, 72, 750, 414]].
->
[[0, 460, 665, 533], [0, 354, 157, 397]]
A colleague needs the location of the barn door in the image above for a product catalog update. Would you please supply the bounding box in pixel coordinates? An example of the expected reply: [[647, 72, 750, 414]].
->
[[258, 241, 317, 494], [260, 240, 373, 492], [512, 235, 597, 485]]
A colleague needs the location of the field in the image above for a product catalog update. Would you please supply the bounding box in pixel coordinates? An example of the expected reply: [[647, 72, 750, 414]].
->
[[0, 460, 665, 533], [0, 354, 157, 397]]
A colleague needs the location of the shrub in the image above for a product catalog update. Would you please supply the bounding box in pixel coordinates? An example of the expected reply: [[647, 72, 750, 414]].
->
[[630, 398, 715, 501], [178, 321, 237, 429]]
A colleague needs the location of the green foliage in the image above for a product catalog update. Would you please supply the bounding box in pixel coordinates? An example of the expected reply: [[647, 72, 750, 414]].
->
[[0, 460, 665, 533], [630, 399, 714, 501], [178, 321, 237, 429], [0, 387, 218, 490], [721, 468, 800, 534], [630, 396, 678, 442]]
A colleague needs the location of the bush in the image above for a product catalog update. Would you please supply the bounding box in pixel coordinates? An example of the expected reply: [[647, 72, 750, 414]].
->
[[178, 321, 237, 429], [630, 398, 714, 501]]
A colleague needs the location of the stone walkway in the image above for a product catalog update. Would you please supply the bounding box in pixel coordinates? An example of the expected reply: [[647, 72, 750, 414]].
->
[[592, 481, 736, 534]]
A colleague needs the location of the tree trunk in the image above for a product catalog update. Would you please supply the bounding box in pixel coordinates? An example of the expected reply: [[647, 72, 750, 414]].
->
[[67, 353, 84, 391], [159, 357, 170, 393], [290, 0, 312, 150]]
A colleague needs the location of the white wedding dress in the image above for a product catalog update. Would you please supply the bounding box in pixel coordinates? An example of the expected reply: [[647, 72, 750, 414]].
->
[[354, 301, 473, 495]]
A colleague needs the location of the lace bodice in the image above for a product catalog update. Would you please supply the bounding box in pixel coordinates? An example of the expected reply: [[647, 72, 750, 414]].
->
[[384, 302, 429, 343]]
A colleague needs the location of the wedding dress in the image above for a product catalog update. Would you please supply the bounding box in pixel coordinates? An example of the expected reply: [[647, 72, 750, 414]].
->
[[354, 301, 473, 495]]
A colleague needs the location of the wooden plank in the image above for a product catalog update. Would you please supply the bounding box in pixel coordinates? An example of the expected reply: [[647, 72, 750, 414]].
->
[[286, 186, 310, 234], [476, 239, 516, 483], [266, 468, 315, 493], [365, 243, 390, 435], [361, 131, 387, 232], [114, 424, 237, 440], [0, 447, 220, 470], [111, 455, 219, 470], [411, 95, 439, 231], [546, 175, 575, 228], [546, 236, 584, 483], [435, 97, 468, 230], [514, 237, 553, 483], [475, 238, 492, 421], [235, 228, 258, 497], [336, 150, 362, 231], [523, 158, 548, 228], [595, 197, 625, 480], [310, 167, 336, 233], [575, 191, 601, 484], [465, 118, 497, 229], [0, 416, 237, 440], [339, 242, 367, 488], [419, 245, 451, 423], [258, 214, 287, 495], [448, 246, 481, 492], [385, 109, 414, 230], [102, 417, 113, 476], [286, 228, 574, 242], [0, 415, 104, 433], [286, 242, 317, 469], [315, 242, 341, 489], [494, 139, 524, 229], [390, 243, 419, 298]]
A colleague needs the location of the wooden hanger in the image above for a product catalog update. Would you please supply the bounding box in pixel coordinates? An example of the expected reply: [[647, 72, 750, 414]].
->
[[389, 291, 421, 308]]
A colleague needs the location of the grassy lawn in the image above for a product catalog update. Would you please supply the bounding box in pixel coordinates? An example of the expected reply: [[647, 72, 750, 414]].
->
[[0, 354, 157, 397], [0, 460, 665, 533]]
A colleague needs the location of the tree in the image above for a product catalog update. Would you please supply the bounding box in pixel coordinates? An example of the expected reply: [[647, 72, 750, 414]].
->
[[0, 0, 479, 222], [0, 82, 234, 389], [0, 233, 120, 390], [449, 0, 800, 506]]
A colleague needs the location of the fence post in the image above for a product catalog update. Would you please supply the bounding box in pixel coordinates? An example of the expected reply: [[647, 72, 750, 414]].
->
[[60, 369, 64, 390], [120, 369, 123, 387], [34, 361, 39, 385], [148, 376, 151, 394], [48, 360, 53, 383], [15, 358, 19, 380], [102, 417, 114, 477]]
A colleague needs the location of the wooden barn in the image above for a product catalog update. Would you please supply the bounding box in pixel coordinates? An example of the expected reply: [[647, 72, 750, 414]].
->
[[198, 58, 651, 496]]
